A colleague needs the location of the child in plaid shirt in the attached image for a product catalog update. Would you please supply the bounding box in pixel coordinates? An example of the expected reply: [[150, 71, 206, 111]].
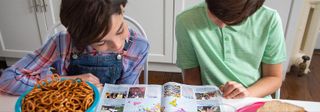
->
[[0, 0, 149, 95]]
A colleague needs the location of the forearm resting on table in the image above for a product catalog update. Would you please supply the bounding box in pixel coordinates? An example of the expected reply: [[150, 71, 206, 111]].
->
[[0, 68, 46, 95], [183, 67, 202, 85], [247, 63, 283, 98], [61, 73, 103, 88]]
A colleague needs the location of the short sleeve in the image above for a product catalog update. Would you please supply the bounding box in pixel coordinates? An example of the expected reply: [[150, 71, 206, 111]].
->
[[175, 16, 199, 69], [262, 11, 287, 64]]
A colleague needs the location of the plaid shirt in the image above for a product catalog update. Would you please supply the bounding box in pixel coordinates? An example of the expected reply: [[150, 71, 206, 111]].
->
[[0, 29, 149, 95]]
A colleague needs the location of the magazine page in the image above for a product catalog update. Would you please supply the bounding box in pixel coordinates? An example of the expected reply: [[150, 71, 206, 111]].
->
[[162, 82, 223, 112], [193, 85, 223, 112], [97, 84, 162, 112]]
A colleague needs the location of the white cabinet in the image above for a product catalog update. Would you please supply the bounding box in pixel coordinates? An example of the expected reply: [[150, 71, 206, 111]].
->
[[125, 0, 175, 63], [0, 0, 59, 58]]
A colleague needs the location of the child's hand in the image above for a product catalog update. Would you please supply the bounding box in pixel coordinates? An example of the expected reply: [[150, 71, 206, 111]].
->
[[220, 81, 250, 99], [62, 73, 102, 87]]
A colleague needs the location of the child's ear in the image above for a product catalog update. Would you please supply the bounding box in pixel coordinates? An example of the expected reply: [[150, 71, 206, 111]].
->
[[120, 5, 125, 14]]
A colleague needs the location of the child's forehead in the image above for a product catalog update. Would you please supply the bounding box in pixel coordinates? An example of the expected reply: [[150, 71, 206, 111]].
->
[[109, 15, 124, 31], [99, 14, 124, 40]]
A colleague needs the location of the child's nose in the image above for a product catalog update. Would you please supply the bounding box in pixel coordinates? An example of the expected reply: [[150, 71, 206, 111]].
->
[[112, 41, 124, 51]]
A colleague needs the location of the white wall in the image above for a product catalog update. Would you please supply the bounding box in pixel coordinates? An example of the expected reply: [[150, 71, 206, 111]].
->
[[283, 0, 305, 72], [316, 33, 320, 49]]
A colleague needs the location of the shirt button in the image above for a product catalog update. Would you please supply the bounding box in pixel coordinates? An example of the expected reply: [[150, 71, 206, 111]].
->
[[225, 37, 229, 41], [226, 50, 231, 53], [117, 54, 122, 60], [72, 54, 78, 59]]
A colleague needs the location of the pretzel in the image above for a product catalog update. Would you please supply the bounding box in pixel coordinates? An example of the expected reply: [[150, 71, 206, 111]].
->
[[21, 74, 94, 112]]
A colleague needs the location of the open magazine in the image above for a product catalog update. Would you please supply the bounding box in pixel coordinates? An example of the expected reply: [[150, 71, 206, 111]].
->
[[96, 82, 224, 112]]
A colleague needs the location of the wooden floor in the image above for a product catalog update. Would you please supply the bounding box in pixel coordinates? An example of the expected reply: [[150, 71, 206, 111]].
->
[[140, 51, 320, 101], [281, 51, 320, 101]]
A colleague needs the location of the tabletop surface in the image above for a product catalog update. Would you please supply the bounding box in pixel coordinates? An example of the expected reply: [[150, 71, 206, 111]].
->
[[1, 92, 320, 111], [223, 97, 320, 111]]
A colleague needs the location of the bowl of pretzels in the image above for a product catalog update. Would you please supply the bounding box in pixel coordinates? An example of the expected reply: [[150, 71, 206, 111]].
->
[[15, 74, 100, 112]]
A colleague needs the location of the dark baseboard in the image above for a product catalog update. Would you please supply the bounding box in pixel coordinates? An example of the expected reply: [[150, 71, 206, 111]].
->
[[0, 60, 7, 69], [314, 49, 320, 55], [0, 60, 7, 76]]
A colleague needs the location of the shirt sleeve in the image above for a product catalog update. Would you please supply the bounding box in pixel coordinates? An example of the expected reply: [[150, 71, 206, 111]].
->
[[117, 30, 149, 84], [0, 33, 62, 95], [175, 15, 199, 69], [262, 11, 287, 64]]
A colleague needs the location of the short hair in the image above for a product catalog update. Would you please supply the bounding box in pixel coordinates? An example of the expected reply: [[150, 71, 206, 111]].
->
[[205, 0, 265, 25], [60, 0, 127, 51]]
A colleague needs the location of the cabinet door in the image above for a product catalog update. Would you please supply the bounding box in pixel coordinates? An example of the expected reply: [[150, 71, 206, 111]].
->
[[0, 0, 58, 58], [39, 0, 62, 43], [0, 0, 43, 58], [125, 0, 174, 63]]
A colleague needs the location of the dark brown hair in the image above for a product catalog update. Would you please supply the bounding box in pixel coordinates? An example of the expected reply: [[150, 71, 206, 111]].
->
[[60, 0, 127, 51], [205, 0, 265, 25]]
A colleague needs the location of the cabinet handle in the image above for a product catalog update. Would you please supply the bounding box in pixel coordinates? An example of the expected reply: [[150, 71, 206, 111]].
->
[[41, 0, 47, 12], [31, 0, 40, 12]]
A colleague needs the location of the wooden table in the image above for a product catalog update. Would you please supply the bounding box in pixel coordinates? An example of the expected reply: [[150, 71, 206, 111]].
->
[[1, 92, 320, 111]]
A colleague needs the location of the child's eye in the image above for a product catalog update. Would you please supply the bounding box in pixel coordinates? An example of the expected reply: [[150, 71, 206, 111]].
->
[[95, 41, 105, 46], [116, 28, 124, 35]]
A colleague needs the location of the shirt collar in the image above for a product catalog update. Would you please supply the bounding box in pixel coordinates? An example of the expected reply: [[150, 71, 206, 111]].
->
[[226, 24, 242, 32], [206, 18, 242, 32]]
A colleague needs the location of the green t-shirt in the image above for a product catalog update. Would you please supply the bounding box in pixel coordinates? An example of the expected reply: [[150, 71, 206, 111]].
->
[[175, 3, 287, 88]]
